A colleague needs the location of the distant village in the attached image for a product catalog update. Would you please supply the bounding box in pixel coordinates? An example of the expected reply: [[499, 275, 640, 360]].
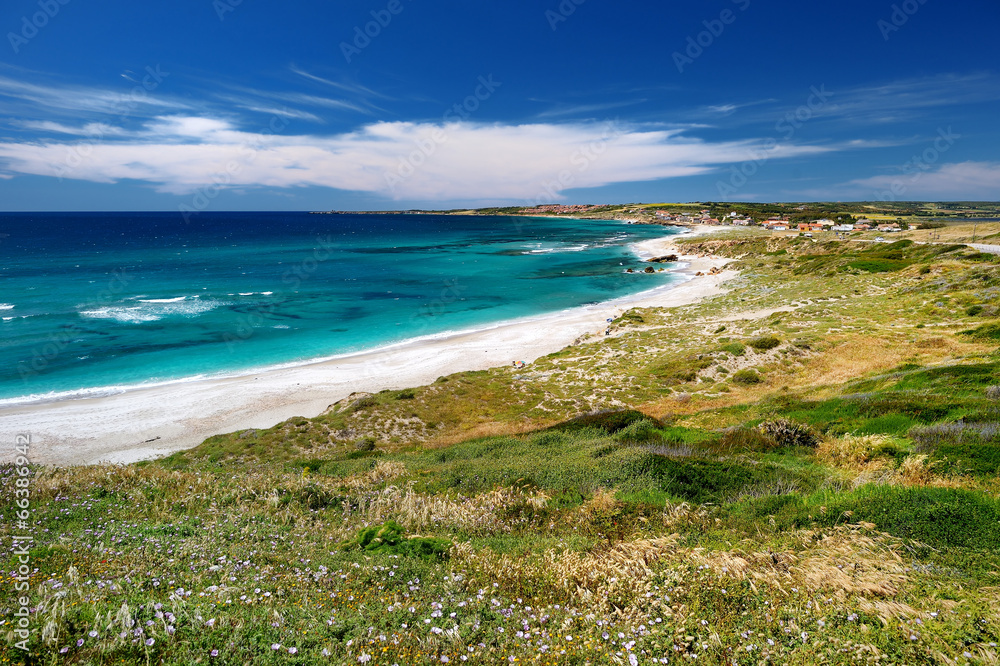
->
[[516, 204, 912, 235], [650, 210, 911, 235]]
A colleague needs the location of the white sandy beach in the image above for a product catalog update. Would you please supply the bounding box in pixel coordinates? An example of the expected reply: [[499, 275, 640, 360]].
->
[[0, 226, 735, 466]]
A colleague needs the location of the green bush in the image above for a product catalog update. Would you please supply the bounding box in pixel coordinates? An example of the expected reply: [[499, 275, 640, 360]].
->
[[935, 443, 1000, 477], [748, 336, 781, 352], [350, 521, 452, 560], [967, 305, 984, 316], [731, 369, 763, 385], [846, 259, 910, 273], [959, 322, 1000, 341], [558, 409, 656, 434], [614, 418, 662, 443], [819, 486, 1000, 550]]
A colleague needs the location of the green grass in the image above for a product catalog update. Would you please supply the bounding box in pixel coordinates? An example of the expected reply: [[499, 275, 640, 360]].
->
[[960, 321, 1000, 341]]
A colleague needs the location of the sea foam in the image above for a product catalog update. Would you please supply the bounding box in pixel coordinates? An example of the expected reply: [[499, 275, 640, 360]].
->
[[80, 298, 227, 323]]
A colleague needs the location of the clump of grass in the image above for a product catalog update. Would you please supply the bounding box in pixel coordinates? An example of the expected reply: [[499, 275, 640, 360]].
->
[[718, 425, 777, 452], [759, 418, 818, 448], [748, 335, 781, 351], [816, 433, 900, 470]]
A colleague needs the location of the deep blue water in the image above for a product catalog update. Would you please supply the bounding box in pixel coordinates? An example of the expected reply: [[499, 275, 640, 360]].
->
[[0, 212, 681, 403]]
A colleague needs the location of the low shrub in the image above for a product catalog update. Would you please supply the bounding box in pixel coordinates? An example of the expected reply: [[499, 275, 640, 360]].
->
[[731, 369, 763, 385], [959, 322, 1000, 341], [354, 436, 377, 451], [351, 396, 378, 412], [748, 336, 781, 351], [818, 486, 1000, 550], [559, 409, 656, 434], [846, 259, 910, 273], [614, 418, 662, 443], [719, 342, 746, 356], [759, 418, 818, 448]]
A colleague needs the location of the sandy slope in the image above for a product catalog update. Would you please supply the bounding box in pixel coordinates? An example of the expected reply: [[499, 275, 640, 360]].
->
[[0, 226, 735, 466]]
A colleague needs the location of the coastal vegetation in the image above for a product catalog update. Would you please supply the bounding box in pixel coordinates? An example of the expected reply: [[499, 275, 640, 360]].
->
[[3, 223, 1000, 663]]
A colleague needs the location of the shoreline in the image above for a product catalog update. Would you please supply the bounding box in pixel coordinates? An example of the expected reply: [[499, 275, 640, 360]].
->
[[0, 225, 735, 467]]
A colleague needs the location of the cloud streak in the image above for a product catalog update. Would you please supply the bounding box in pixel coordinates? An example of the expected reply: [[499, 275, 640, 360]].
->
[[0, 116, 837, 201]]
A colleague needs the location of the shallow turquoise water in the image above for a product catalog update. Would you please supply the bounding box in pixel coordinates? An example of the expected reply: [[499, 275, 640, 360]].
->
[[0, 212, 681, 403]]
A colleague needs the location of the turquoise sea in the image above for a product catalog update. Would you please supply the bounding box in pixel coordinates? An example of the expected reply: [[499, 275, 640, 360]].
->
[[0, 212, 682, 403]]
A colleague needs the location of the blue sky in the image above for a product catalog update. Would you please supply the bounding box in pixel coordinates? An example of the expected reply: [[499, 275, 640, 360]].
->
[[0, 0, 998, 210]]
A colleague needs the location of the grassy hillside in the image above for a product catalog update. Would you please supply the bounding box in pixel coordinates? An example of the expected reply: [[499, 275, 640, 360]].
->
[[3, 234, 1000, 664]]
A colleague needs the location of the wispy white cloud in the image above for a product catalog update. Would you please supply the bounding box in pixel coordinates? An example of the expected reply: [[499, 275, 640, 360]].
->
[[215, 83, 375, 118], [844, 161, 1000, 200], [535, 99, 646, 119], [0, 74, 186, 117], [288, 65, 391, 100], [0, 116, 839, 200], [804, 73, 1000, 125]]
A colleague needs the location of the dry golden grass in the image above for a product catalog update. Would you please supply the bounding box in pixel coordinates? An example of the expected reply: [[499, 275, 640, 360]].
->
[[899, 222, 1000, 244], [339, 460, 406, 489], [687, 523, 909, 598], [452, 534, 682, 611], [425, 419, 555, 448], [817, 434, 895, 472], [353, 484, 551, 535], [794, 337, 912, 390], [849, 454, 965, 489]]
